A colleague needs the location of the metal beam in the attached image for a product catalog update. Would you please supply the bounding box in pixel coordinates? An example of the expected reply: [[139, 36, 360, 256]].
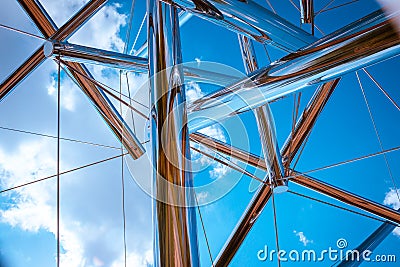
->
[[164, 0, 316, 51], [187, 9, 400, 133], [238, 35, 285, 190], [44, 41, 148, 72], [148, 0, 199, 266], [291, 172, 400, 224]]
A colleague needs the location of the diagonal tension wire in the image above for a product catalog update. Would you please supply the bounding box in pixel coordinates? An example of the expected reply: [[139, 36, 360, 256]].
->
[[356, 72, 400, 203], [271, 192, 281, 267], [0, 125, 121, 149], [0, 23, 46, 40], [0, 153, 127, 194], [56, 56, 61, 267], [287, 190, 396, 225], [194, 192, 215, 267], [318, 0, 359, 14], [363, 68, 400, 111], [190, 145, 266, 184]]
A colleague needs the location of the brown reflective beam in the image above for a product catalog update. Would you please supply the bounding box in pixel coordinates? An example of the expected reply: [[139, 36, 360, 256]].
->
[[291, 172, 400, 224], [189, 132, 267, 171], [1, 0, 107, 101], [148, 1, 199, 266], [17, 0, 56, 38]]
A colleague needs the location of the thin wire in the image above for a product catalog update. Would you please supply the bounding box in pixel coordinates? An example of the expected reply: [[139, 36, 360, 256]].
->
[[129, 12, 147, 55], [271, 193, 281, 267], [119, 72, 128, 267], [123, 0, 136, 54], [59, 59, 149, 119], [0, 125, 120, 150], [0, 153, 127, 194], [194, 192, 215, 267], [0, 23, 46, 40], [363, 68, 400, 111], [318, 0, 359, 14], [265, 0, 277, 14], [263, 44, 272, 63], [56, 56, 61, 267], [288, 0, 301, 12], [287, 190, 395, 225], [356, 72, 400, 203], [315, 0, 336, 17]]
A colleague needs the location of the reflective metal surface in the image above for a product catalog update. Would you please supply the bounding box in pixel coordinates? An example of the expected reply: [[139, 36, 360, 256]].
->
[[187, 9, 400, 133], [45, 41, 148, 72], [237, 35, 285, 191], [300, 0, 314, 24], [291, 172, 400, 224], [165, 0, 316, 51], [147, 1, 199, 266]]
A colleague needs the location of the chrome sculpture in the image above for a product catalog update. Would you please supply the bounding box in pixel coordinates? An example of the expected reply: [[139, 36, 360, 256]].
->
[[1, 0, 399, 266]]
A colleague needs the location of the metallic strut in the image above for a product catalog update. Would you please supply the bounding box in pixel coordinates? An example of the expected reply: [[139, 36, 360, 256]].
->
[[9, 0, 145, 159], [147, 0, 199, 266], [187, 9, 400, 133], [44, 41, 148, 72], [300, 0, 314, 24], [165, 0, 316, 51], [237, 35, 285, 190]]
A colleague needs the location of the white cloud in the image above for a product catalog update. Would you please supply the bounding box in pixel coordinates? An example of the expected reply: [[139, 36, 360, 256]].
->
[[47, 73, 80, 112], [293, 230, 313, 246], [383, 189, 400, 237]]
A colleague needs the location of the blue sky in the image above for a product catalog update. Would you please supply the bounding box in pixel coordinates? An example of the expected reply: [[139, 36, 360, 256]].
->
[[0, 0, 400, 266]]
